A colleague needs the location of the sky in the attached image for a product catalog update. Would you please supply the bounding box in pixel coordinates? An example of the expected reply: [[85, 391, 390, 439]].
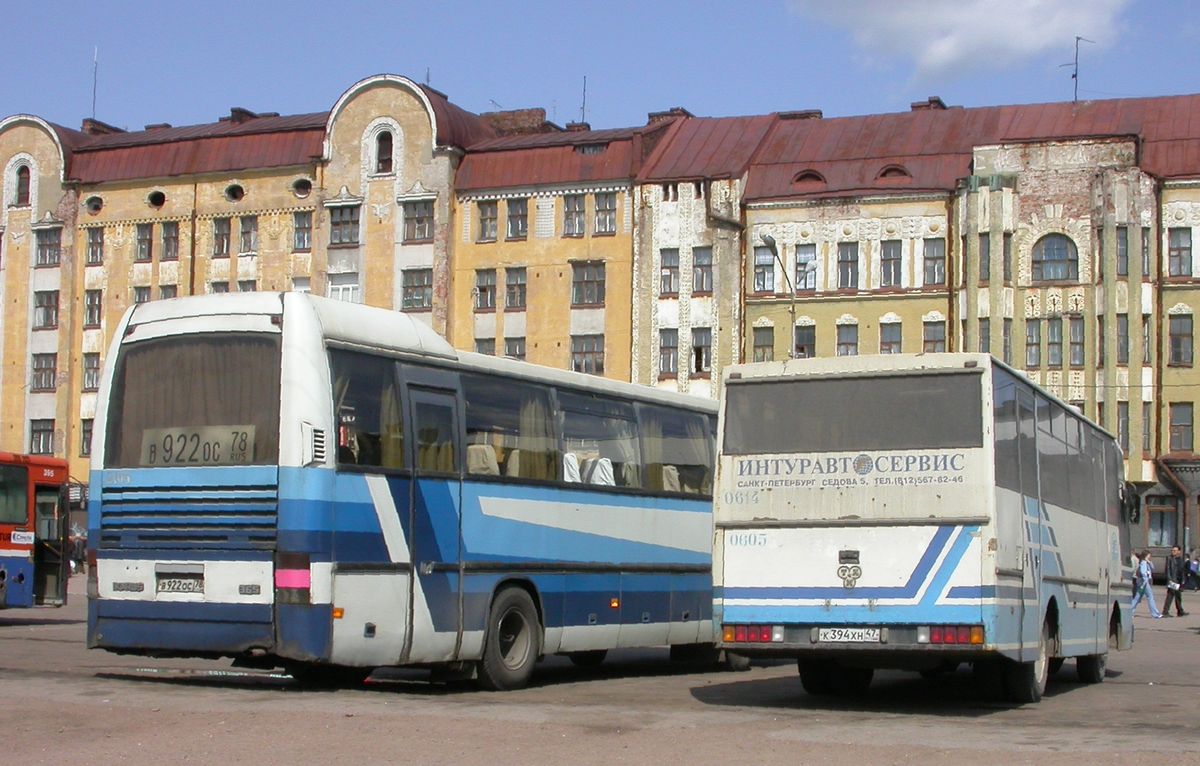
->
[[2, 0, 1198, 134]]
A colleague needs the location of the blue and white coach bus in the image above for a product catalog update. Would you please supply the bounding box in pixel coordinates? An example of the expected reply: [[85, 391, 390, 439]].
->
[[87, 292, 720, 690], [713, 353, 1137, 703]]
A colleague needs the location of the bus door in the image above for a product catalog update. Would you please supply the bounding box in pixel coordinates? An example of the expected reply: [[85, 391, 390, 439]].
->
[[33, 485, 68, 606], [403, 385, 463, 663], [1016, 388, 1043, 659]]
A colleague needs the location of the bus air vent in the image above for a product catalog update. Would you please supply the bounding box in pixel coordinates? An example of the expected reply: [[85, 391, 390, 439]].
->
[[311, 428, 327, 463]]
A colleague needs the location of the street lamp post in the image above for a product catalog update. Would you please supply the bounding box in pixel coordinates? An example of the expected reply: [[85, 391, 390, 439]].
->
[[761, 233, 798, 359]]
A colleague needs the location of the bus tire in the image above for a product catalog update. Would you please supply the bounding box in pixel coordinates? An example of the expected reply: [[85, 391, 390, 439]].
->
[[1005, 621, 1049, 703], [478, 587, 541, 691], [1076, 653, 1107, 684], [567, 650, 607, 667], [798, 659, 835, 695]]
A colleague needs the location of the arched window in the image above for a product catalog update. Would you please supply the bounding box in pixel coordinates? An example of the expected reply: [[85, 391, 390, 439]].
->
[[1031, 233, 1078, 282], [15, 166, 30, 206], [375, 131, 393, 174], [792, 169, 826, 185]]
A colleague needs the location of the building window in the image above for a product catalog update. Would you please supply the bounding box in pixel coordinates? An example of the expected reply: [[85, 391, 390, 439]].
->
[[402, 200, 433, 243], [239, 216, 258, 254], [212, 217, 231, 257], [1142, 226, 1152, 278], [1170, 315, 1193, 366], [82, 290, 100, 328], [375, 130, 393, 174], [329, 206, 360, 246], [659, 329, 678, 377], [1148, 498, 1178, 547], [571, 261, 605, 306], [161, 221, 179, 261], [504, 337, 526, 360], [159, 284, 177, 300], [923, 238, 946, 285], [563, 194, 585, 237], [660, 249, 680, 296], [1031, 234, 1078, 282], [81, 419, 94, 458], [133, 286, 151, 304], [505, 267, 526, 310], [979, 318, 990, 355], [753, 247, 775, 292], [30, 353, 56, 392], [1116, 226, 1128, 277], [29, 419, 53, 455], [327, 273, 358, 303], [34, 290, 60, 329], [291, 277, 311, 293], [694, 247, 713, 294], [283, 212, 309, 253], [211, 281, 229, 294], [795, 243, 816, 291], [475, 269, 497, 310], [571, 334, 604, 375], [1143, 401, 1153, 453], [35, 228, 61, 266], [86, 228, 104, 265], [1170, 402, 1194, 452], [1144, 314, 1152, 365], [83, 353, 100, 391], [402, 268, 433, 310], [837, 242, 859, 289], [795, 325, 816, 359], [979, 233, 990, 283], [691, 327, 712, 375], [1026, 319, 1041, 368], [15, 166, 30, 206], [135, 223, 153, 262], [880, 323, 902, 354], [594, 192, 616, 235], [1003, 318, 1012, 364], [475, 338, 495, 355], [836, 324, 858, 356], [1047, 317, 1063, 368], [1117, 313, 1129, 365], [476, 201, 498, 242], [752, 327, 774, 362], [1003, 233, 1013, 282], [881, 240, 902, 287], [238, 280, 256, 293], [923, 321, 946, 352], [1070, 316, 1085, 367], [1117, 401, 1130, 454], [506, 198, 528, 240], [1168, 227, 1192, 277]]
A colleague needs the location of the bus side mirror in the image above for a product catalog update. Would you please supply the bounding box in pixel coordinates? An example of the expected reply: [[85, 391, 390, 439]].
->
[[1123, 482, 1141, 524]]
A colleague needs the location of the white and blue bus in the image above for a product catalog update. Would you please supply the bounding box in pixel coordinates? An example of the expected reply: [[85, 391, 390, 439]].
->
[[87, 292, 721, 690], [714, 353, 1137, 703]]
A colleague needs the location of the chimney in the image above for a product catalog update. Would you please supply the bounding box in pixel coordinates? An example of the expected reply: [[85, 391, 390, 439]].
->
[[565, 121, 591, 132], [778, 109, 823, 121], [647, 107, 693, 124], [910, 96, 948, 111], [223, 107, 259, 124], [481, 108, 559, 136], [144, 122, 173, 131], [80, 118, 125, 136]]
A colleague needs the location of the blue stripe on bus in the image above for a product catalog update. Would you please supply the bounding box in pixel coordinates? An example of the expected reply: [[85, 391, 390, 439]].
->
[[719, 603, 986, 624], [946, 585, 996, 599], [94, 599, 271, 622]]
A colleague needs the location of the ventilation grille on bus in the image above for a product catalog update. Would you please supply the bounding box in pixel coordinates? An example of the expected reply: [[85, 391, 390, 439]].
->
[[311, 428, 327, 464], [99, 483, 278, 551]]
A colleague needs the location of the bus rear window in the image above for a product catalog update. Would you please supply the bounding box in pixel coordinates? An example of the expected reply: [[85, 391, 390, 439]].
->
[[0, 465, 27, 524], [104, 334, 281, 468], [723, 372, 983, 455]]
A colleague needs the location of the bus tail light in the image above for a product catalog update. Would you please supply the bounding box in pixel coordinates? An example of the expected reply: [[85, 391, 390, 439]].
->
[[918, 625, 985, 645], [722, 624, 784, 643]]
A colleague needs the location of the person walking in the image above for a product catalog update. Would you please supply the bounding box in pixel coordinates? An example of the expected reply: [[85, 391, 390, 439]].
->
[[1163, 545, 1188, 617], [1131, 550, 1163, 618]]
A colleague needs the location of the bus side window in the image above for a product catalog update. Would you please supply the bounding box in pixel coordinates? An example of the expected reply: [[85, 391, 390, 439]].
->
[[461, 373, 558, 482], [557, 391, 641, 489], [329, 349, 404, 470], [639, 404, 712, 495]]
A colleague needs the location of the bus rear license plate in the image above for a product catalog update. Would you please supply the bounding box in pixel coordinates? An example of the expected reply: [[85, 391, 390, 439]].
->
[[157, 575, 203, 593], [818, 627, 880, 643]]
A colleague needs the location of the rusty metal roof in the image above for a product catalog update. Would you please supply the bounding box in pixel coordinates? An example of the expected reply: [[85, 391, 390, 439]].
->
[[468, 126, 642, 152], [638, 115, 777, 181], [456, 137, 637, 191], [745, 94, 1200, 202], [417, 84, 496, 148]]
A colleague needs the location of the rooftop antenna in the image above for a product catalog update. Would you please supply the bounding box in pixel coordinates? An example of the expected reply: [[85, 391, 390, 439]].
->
[[580, 76, 587, 123], [1060, 35, 1094, 103], [425, 67, 430, 85], [488, 99, 505, 110], [91, 46, 98, 119]]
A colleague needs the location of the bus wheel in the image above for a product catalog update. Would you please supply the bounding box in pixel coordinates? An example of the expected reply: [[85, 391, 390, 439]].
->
[[1076, 653, 1107, 684], [478, 587, 541, 691], [1005, 621, 1049, 703], [798, 659, 835, 695], [567, 650, 607, 667]]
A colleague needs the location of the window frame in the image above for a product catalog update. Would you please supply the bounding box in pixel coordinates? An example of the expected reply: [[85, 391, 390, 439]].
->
[[212, 217, 231, 258], [594, 192, 616, 235], [161, 221, 179, 261], [837, 242, 859, 290], [660, 249, 680, 296], [880, 239, 902, 288], [562, 194, 585, 237], [293, 211, 313, 252], [693, 247, 714, 294], [402, 200, 433, 244], [401, 268, 434, 311], [505, 267, 527, 311], [34, 227, 62, 267], [659, 328, 679, 378], [34, 290, 60, 330], [1170, 314, 1193, 366], [475, 269, 497, 311], [922, 238, 946, 286], [571, 261, 606, 307], [329, 205, 361, 247], [506, 198, 528, 241]]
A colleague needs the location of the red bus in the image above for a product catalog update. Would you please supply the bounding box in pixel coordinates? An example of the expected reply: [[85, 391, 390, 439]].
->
[[0, 452, 70, 608]]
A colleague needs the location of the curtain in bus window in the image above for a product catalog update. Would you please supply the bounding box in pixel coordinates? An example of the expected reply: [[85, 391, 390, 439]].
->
[[0, 465, 26, 524], [414, 400, 455, 472], [640, 405, 712, 495], [329, 350, 403, 470], [106, 334, 281, 467], [461, 374, 557, 481], [557, 391, 642, 488]]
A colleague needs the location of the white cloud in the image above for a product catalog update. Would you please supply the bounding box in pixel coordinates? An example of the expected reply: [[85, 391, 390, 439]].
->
[[788, 0, 1130, 79]]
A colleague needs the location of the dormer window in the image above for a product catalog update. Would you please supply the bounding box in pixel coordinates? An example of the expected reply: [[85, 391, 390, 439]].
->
[[15, 166, 30, 206], [792, 170, 826, 186], [376, 131, 393, 174], [877, 165, 912, 182], [575, 143, 607, 156]]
